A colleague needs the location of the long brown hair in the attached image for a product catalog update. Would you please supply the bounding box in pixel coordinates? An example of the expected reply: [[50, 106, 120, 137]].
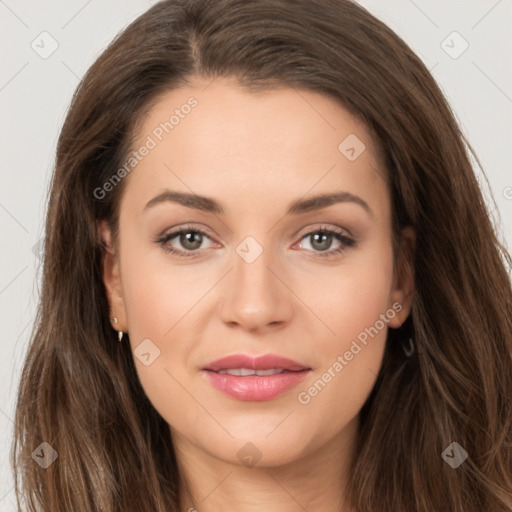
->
[[11, 0, 512, 510]]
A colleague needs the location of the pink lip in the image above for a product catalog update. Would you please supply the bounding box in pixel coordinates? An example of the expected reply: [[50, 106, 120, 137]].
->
[[202, 354, 311, 401], [202, 354, 309, 372]]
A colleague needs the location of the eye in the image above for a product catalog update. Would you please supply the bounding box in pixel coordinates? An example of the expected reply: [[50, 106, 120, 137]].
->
[[295, 225, 355, 258], [156, 225, 215, 258]]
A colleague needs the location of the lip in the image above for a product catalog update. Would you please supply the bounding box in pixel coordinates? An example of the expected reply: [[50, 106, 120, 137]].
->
[[202, 354, 310, 372], [202, 354, 311, 401]]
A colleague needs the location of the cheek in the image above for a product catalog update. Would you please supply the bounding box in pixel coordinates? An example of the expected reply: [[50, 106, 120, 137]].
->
[[120, 232, 205, 342], [117, 236, 196, 387], [308, 238, 395, 345], [119, 251, 201, 424], [293, 240, 394, 422], [121, 263, 175, 340]]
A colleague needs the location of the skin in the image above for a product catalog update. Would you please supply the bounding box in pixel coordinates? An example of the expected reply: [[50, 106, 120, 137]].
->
[[99, 76, 414, 512]]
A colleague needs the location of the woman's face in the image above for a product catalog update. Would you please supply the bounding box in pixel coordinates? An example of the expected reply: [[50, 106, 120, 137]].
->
[[99, 77, 414, 467]]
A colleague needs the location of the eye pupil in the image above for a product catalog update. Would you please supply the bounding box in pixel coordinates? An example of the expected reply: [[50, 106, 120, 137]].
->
[[311, 232, 332, 251]]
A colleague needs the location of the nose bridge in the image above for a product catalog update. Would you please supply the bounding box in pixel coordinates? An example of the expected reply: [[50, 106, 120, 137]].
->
[[219, 232, 291, 329], [234, 233, 279, 303]]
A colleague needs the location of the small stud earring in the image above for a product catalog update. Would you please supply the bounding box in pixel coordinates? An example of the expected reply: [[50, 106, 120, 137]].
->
[[112, 317, 124, 343]]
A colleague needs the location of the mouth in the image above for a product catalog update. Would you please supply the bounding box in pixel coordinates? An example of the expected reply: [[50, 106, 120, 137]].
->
[[202, 353, 311, 373], [202, 354, 311, 401]]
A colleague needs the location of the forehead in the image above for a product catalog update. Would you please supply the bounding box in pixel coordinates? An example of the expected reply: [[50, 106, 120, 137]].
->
[[122, 77, 388, 217]]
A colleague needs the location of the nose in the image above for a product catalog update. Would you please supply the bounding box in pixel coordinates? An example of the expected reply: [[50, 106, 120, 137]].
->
[[219, 242, 294, 332]]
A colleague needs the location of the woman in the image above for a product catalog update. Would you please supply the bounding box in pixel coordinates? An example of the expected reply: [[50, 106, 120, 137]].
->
[[11, 0, 512, 511]]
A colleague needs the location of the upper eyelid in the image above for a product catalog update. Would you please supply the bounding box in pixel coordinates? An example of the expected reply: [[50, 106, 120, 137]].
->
[[295, 223, 352, 239], [161, 224, 216, 242]]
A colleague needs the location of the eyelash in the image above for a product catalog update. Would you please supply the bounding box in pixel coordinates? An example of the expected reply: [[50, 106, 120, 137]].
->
[[156, 224, 355, 259]]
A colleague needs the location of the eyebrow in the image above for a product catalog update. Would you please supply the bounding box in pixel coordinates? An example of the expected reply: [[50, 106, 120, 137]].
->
[[143, 190, 373, 217]]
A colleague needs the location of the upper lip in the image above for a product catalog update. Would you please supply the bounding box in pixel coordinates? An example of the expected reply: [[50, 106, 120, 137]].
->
[[202, 354, 310, 372]]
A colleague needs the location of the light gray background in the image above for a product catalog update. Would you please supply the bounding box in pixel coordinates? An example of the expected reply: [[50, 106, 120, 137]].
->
[[1, 1, 511, 509]]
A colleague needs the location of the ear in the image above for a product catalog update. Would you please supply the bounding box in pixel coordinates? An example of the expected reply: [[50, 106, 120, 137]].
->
[[97, 220, 128, 332], [387, 227, 415, 328]]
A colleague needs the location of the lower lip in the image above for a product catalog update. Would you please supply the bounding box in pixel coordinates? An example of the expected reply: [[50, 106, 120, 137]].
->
[[203, 370, 311, 401]]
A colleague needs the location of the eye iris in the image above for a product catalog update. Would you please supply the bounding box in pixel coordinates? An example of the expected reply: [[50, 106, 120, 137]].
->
[[180, 231, 202, 250], [311, 232, 332, 251]]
